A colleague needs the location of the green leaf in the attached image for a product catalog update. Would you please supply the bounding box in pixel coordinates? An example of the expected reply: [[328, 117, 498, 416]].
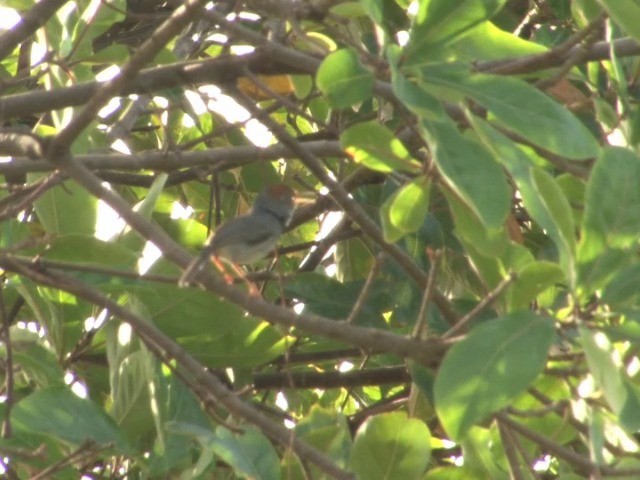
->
[[43, 234, 138, 270], [211, 427, 281, 480], [295, 404, 351, 470], [188, 315, 287, 367], [467, 74, 599, 159], [596, 0, 640, 43], [424, 119, 511, 230], [30, 179, 98, 235], [134, 173, 168, 218], [284, 272, 389, 327], [148, 374, 211, 476], [349, 412, 431, 480], [387, 176, 431, 233], [404, 0, 506, 63], [447, 21, 547, 61], [508, 261, 565, 310], [434, 312, 554, 440], [530, 167, 576, 254], [459, 426, 506, 478], [380, 198, 405, 243], [316, 48, 374, 108], [470, 117, 576, 280], [10, 329, 65, 387], [11, 386, 131, 452], [580, 147, 640, 262], [581, 328, 640, 432], [341, 121, 421, 173], [113, 284, 238, 340], [601, 263, 640, 307], [421, 68, 600, 160], [391, 70, 446, 121], [296, 407, 352, 469]]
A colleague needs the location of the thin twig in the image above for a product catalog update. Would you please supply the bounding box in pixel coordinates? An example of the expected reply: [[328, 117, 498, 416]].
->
[[0, 284, 13, 439], [412, 249, 442, 339], [29, 441, 110, 480], [346, 253, 385, 324], [535, 14, 606, 89], [442, 272, 517, 339], [494, 412, 640, 478], [1, 140, 344, 176], [1, 257, 354, 480], [497, 417, 532, 480], [0, 172, 63, 220]]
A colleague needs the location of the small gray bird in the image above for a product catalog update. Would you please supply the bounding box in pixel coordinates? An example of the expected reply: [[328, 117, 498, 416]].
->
[[179, 184, 295, 288]]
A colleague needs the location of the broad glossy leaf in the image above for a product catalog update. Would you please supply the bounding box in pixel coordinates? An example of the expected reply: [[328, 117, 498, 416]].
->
[[341, 121, 421, 173], [107, 348, 155, 439], [468, 74, 599, 159], [601, 263, 640, 307], [316, 49, 374, 108], [296, 407, 352, 468], [508, 261, 565, 310], [186, 316, 287, 368], [404, 0, 506, 64], [30, 179, 97, 235], [596, 0, 640, 43], [134, 172, 168, 218], [421, 68, 600, 160], [470, 117, 576, 280], [434, 312, 554, 440], [211, 427, 281, 480], [380, 198, 405, 243], [111, 284, 238, 340], [387, 176, 431, 233], [349, 412, 431, 480], [284, 272, 389, 327], [581, 328, 640, 432], [459, 426, 506, 479], [148, 375, 211, 476], [43, 234, 138, 270], [424, 119, 510, 230], [391, 70, 446, 121], [11, 329, 65, 387], [580, 147, 640, 262], [11, 386, 131, 452], [448, 21, 547, 61]]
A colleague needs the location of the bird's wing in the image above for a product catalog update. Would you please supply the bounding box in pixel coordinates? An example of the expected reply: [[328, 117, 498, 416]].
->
[[209, 214, 281, 251]]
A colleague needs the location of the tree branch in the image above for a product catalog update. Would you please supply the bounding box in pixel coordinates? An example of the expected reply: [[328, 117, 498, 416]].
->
[[0, 140, 343, 176], [0, 256, 354, 480], [0, 0, 68, 61]]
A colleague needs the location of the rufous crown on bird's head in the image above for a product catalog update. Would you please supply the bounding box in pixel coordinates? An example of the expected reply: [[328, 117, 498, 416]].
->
[[264, 184, 294, 201]]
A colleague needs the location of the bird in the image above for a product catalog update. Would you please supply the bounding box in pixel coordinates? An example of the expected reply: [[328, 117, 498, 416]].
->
[[179, 184, 296, 292]]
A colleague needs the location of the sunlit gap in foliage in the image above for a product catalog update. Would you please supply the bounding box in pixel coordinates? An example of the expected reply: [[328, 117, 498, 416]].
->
[[607, 128, 627, 147], [338, 361, 353, 373], [17, 321, 45, 339], [65, 371, 88, 399], [534, 455, 552, 472], [94, 183, 127, 241], [118, 322, 133, 347], [96, 64, 121, 83], [85, 309, 108, 332], [300, 185, 345, 279], [275, 392, 295, 429], [0, 7, 19, 29], [196, 85, 273, 147]]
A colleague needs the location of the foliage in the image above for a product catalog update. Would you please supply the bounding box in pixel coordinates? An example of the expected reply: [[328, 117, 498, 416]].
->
[[1, 0, 640, 478]]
